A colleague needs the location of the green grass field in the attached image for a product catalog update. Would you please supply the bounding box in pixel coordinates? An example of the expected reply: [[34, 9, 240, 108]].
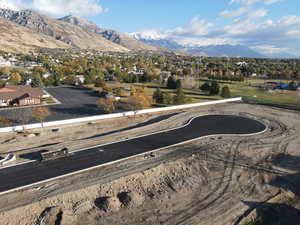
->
[[85, 78, 299, 107]]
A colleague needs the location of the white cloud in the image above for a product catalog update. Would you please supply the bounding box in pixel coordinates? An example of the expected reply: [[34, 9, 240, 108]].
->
[[171, 17, 213, 36], [279, 15, 300, 25], [175, 37, 236, 47], [230, 0, 285, 6], [230, 0, 259, 6], [132, 29, 169, 40], [219, 7, 248, 18], [30, 0, 105, 17], [252, 45, 292, 56], [0, 0, 105, 17], [247, 9, 268, 18], [0, 0, 26, 10], [133, 12, 300, 57], [264, 0, 285, 5]]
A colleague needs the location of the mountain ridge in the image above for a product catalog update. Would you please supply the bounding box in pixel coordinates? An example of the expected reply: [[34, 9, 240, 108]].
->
[[0, 8, 172, 54], [58, 15, 171, 53], [132, 34, 266, 58]]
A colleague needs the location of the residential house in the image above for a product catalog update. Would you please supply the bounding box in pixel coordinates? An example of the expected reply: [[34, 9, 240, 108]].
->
[[0, 56, 12, 67], [0, 84, 43, 107], [75, 75, 85, 86]]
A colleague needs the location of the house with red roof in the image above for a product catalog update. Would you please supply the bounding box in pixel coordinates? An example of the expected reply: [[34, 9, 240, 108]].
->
[[0, 84, 43, 107]]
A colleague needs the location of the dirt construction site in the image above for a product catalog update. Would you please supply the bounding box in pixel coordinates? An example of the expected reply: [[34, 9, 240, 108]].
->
[[0, 102, 299, 225]]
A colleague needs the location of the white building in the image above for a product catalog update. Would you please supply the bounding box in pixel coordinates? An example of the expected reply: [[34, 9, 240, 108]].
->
[[0, 56, 12, 67]]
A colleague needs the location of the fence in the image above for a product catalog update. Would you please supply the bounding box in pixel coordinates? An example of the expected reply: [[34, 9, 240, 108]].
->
[[0, 97, 242, 133]]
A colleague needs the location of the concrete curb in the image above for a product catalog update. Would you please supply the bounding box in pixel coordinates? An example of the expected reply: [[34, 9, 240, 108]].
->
[[0, 113, 267, 196]]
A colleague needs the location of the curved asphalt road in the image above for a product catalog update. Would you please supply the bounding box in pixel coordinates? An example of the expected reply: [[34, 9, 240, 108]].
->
[[0, 115, 266, 194]]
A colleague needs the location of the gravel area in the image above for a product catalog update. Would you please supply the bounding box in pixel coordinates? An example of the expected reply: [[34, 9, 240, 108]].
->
[[0, 102, 299, 225]]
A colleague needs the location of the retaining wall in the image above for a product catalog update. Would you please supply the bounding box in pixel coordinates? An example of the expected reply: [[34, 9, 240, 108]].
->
[[0, 97, 242, 133]]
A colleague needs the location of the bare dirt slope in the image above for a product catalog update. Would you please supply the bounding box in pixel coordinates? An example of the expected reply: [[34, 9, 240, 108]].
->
[[0, 9, 129, 53], [0, 18, 69, 53], [0, 103, 299, 225]]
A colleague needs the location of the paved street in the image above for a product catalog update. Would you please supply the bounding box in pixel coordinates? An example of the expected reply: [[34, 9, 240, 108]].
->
[[0, 115, 266, 194]]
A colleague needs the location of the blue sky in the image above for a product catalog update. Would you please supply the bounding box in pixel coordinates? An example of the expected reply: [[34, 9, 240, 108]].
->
[[1, 0, 300, 57], [87, 0, 299, 32]]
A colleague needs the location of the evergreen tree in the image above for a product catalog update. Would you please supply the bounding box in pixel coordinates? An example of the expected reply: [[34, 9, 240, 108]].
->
[[209, 80, 220, 95], [140, 72, 149, 83], [167, 76, 177, 89], [153, 87, 164, 104], [173, 87, 186, 104], [176, 79, 182, 89], [221, 86, 231, 98], [164, 92, 173, 105], [200, 82, 211, 92]]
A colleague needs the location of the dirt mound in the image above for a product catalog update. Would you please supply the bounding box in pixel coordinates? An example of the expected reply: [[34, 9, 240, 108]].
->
[[118, 191, 145, 208], [36, 207, 63, 225], [94, 196, 121, 212]]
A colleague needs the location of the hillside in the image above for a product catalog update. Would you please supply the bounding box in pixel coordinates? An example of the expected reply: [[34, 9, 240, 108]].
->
[[0, 9, 129, 53], [59, 15, 170, 52], [0, 9, 172, 54], [0, 18, 70, 53]]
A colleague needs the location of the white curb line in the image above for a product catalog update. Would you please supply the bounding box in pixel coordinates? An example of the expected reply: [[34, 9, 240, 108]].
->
[[0, 114, 267, 196]]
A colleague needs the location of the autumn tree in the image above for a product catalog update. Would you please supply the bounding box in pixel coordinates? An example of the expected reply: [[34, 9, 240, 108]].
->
[[10, 72, 22, 85], [0, 67, 10, 75], [11, 108, 33, 130], [126, 96, 143, 113], [126, 87, 153, 113], [98, 98, 117, 113], [33, 107, 50, 127], [0, 116, 11, 127]]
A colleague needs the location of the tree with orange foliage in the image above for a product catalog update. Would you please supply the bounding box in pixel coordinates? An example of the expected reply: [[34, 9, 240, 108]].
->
[[127, 86, 153, 114], [33, 107, 50, 128], [0, 116, 11, 127]]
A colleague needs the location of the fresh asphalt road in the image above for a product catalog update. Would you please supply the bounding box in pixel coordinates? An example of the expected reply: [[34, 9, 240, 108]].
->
[[0, 115, 266, 194]]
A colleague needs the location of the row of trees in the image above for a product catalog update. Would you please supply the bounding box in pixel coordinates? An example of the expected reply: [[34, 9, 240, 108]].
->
[[153, 87, 191, 105], [200, 81, 231, 98]]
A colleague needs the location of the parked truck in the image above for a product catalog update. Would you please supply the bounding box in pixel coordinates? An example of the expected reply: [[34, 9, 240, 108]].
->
[[41, 148, 69, 161]]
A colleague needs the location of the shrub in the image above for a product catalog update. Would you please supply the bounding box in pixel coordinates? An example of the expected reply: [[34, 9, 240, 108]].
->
[[164, 92, 173, 105], [200, 82, 211, 92], [221, 85, 231, 98], [209, 80, 220, 95], [153, 87, 164, 104]]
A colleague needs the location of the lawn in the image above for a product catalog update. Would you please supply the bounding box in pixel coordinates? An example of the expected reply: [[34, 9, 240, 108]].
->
[[227, 80, 298, 105], [85, 78, 299, 107]]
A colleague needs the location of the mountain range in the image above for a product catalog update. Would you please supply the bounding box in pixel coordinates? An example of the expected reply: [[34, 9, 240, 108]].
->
[[0, 8, 168, 54], [131, 34, 265, 58], [0, 7, 265, 58]]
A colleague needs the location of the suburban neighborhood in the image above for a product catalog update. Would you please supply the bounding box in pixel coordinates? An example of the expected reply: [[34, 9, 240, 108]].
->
[[0, 1, 300, 225]]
